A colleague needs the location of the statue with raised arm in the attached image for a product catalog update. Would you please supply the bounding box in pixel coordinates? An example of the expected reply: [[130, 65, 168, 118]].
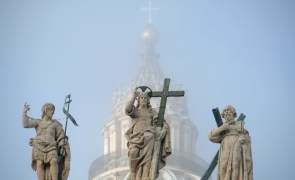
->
[[125, 88, 171, 180], [208, 105, 253, 180], [22, 103, 70, 180]]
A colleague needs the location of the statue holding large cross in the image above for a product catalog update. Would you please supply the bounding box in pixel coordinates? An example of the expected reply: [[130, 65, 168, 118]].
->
[[202, 105, 253, 180], [125, 78, 184, 180]]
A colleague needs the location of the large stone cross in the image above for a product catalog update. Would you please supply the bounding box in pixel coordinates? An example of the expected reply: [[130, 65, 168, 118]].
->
[[200, 108, 246, 180]]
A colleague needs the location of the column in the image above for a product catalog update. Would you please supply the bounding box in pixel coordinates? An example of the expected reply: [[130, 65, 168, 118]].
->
[[113, 130, 117, 152], [110, 131, 113, 153], [103, 132, 110, 155], [175, 125, 179, 150], [121, 125, 127, 150]]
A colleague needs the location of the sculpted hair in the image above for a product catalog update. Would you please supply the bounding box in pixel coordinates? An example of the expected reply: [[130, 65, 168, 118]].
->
[[221, 105, 237, 118], [41, 103, 55, 118], [136, 92, 152, 109]]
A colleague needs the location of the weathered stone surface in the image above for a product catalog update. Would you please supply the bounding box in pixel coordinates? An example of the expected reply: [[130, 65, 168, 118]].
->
[[22, 103, 70, 180], [125, 88, 171, 180], [208, 105, 253, 180]]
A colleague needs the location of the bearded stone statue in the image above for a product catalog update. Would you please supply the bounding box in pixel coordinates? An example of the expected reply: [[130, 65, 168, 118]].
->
[[125, 88, 172, 180], [208, 105, 253, 180]]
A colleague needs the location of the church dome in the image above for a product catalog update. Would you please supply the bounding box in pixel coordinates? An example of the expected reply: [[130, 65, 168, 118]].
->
[[142, 24, 159, 46]]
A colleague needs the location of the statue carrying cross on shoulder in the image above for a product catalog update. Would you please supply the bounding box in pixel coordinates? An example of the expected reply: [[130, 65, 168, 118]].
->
[[204, 105, 253, 180]]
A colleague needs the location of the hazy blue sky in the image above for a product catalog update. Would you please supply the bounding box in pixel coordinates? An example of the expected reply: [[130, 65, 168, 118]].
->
[[1, 0, 295, 179]]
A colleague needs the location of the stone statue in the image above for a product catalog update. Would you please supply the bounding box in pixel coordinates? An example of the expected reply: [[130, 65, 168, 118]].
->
[[22, 103, 70, 180], [125, 88, 172, 180], [208, 105, 253, 180]]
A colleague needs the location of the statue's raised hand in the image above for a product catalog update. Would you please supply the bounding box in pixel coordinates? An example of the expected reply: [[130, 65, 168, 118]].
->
[[23, 103, 30, 114], [133, 87, 140, 99]]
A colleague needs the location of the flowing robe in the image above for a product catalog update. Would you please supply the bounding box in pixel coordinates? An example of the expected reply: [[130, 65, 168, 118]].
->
[[125, 106, 172, 179], [208, 121, 253, 180]]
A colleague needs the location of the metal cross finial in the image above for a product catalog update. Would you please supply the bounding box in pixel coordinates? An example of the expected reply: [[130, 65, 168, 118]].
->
[[141, 1, 159, 24]]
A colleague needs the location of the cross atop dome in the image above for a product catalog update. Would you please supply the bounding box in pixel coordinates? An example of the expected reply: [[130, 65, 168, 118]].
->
[[141, 1, 159, 24], [88, 3, 208, 180]]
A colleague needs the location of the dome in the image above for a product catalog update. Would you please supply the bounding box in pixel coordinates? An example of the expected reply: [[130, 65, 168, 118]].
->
[[142, 24, 159, 46]]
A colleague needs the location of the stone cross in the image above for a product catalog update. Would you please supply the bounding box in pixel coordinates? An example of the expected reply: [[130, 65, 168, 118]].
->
[[200, 108, 246, 180], [149, 78, 185, 180], [141, 1, 159, 24]]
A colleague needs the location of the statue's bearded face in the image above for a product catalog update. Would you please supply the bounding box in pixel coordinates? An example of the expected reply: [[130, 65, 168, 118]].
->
[[222, 106, 235, 122], [139, 93, 148, 107]]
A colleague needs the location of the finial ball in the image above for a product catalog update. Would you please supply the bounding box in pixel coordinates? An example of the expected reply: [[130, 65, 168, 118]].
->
[[142, 24, 159, 46]]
